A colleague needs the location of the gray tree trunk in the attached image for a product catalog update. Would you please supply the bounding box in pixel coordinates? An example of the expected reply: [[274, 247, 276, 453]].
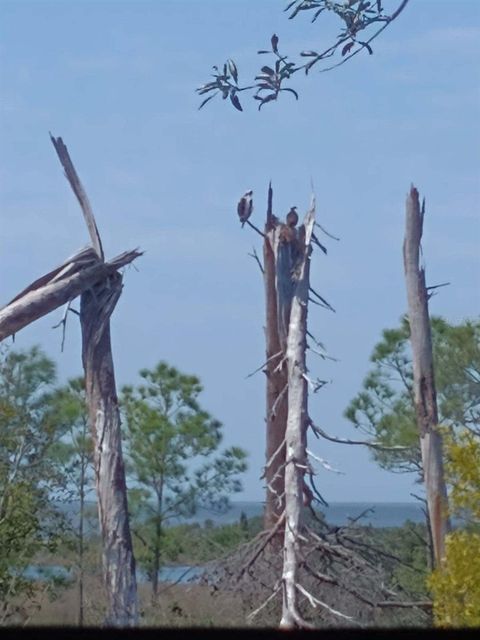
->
[[280, 204, 315, 628], [81, 273, 138, 625], [403, 185, 450, 566]]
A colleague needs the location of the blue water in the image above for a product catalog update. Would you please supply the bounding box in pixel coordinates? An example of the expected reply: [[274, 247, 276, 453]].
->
[[171, 500, 425, 528], [22, 564, 203, 585]]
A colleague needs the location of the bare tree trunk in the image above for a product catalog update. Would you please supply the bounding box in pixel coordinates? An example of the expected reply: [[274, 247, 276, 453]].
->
[[263, 184, 288, 531], [81, 273, 138, 626], [280, 204, 315, 628], [403, 185, 450, 567]]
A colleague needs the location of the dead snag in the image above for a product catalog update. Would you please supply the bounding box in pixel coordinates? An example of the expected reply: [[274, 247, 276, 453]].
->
[[51, 135, 139, 625], [403, 185, 450, 566], [81, 274, 138, 626], [263, 183, 288, 531], [280, 200, 315, 628]]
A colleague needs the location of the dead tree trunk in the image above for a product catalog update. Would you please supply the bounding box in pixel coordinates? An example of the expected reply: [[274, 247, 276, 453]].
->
[[81, 273, 138, 625], [280, 203, 315, 628], [263, 184, 288, 531], [403, 185, 450, 567], [50, 135, 139, 625]]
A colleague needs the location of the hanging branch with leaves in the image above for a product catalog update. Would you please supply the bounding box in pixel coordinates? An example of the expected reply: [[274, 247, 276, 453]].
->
[[196, 0, 410, 111]]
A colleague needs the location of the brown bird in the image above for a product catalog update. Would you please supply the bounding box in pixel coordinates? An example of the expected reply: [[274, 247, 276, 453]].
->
[[286, 206, 298, 228], [237, 190, 253, 228]]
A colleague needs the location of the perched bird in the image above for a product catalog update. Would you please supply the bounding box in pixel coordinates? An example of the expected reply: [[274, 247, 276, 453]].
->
[[237, 190, 253, 228], [286, 206, 299, 228]]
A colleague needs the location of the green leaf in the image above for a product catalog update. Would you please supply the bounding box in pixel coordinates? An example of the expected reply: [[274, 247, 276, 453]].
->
[[230, 93, 243, 112], [281, 87, 299, 100], [271, 33, 279, 53], [258, 94, 277, 110], [198, 93, 217, 110], [227, 59, 238, 84], [261, 65, 275, 76]]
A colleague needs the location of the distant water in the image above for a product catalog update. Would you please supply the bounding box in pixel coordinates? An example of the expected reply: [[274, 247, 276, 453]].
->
[[59, 500, 426, 531], [171, 500, 425, 528]]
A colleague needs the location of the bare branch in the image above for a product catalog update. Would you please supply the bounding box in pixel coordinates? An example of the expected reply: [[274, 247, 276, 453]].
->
[[246, 350, 282, 379], [309, 287, 335, 312], [309, 420, 414, 451], [247, 585, 281, 621], [246, 219, 266, 238], [248, 247, 264, 274], [296, 583, 356, 623], [307, 448, 344, 474], [50, 134, 104, 260], [52, 300, 77, 352], [315, 221, 340, 241], [270, 383, 288, 418]]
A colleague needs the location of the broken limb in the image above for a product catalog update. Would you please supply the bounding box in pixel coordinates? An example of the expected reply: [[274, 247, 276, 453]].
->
[[309, 420, 413, 451], [245, 350, 282, 379]]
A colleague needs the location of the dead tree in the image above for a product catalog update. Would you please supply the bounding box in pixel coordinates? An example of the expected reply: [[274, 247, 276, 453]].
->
[[280, 202, 315, 627], [263, 184, 288, 531], [0, 137, 141, 625], [234, 188, 433, 628], [403, 185, 450, 566], [245, 189, 336, 626]]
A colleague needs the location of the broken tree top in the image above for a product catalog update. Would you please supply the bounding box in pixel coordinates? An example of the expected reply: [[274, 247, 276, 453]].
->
[[0, 135, 142, 343]]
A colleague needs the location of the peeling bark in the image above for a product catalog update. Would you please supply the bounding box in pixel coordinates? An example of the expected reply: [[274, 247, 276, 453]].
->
[[403, 185, 450, 566], [81, 274, 138, 625]]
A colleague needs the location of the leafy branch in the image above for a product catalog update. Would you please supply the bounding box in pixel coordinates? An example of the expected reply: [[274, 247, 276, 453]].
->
[[196, 0, 410, 111]]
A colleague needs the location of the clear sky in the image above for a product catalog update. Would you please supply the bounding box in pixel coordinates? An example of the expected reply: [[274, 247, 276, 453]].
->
[[1, 0, 479, 502]]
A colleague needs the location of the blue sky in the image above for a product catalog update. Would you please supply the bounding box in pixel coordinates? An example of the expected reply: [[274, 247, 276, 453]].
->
[[1, 0, 479, 503]]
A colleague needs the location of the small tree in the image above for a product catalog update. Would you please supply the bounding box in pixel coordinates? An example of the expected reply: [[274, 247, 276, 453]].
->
[[50, 377, 95, 627], [345, 316, 480, 474], [121, 362, 247, 598], [0, 346, 69, 623]]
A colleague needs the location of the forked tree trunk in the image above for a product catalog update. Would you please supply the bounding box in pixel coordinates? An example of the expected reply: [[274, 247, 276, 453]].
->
[[280, 204, 315, 628], [403, 185, 450, 567], [81, 273, 138, 625]]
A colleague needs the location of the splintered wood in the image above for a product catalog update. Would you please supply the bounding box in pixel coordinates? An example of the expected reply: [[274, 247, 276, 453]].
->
[[0, 136, 141, 626]]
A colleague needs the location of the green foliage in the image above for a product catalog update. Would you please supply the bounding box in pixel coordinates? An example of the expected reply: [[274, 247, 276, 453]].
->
[[370, 522, 429, 598], [0, 347, 71, 622], [428, 430, 480, 626], [444, 430, 480, 524], [345, 316, 480, 475], [152, 515, 263, 565], [429, 532, 480, 627], [121, 361, 248, 591], [196, 1, 408, 111]]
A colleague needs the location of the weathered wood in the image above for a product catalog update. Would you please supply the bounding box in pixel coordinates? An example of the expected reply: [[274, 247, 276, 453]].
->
[[280, 201, 315, 628], [51, 136, 139, 625], [81, 273, 138, 626], [50, 135, 104, 260], [263, 184, 288, 530], [0, 248, 141, 342], [403, 185, 450, 566]]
